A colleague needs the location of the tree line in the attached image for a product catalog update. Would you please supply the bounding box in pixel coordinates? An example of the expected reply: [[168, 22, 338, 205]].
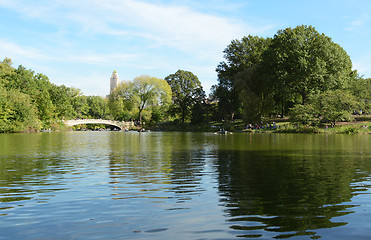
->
[[1, 25, 370, 133], [0, 59, 207, 132], [212, 25, 371, 126], [0, 58, 115, 132]]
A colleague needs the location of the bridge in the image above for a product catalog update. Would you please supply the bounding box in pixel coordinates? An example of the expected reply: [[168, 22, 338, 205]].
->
[[64, 119, 135, 130]]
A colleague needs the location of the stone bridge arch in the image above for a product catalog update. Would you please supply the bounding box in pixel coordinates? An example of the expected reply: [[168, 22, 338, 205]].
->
[[64, 119, 134, 130]]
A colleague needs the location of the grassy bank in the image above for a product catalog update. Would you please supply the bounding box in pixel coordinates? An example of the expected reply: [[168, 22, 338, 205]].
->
[[150, 116, 371, 134], [262, 121, 371, 134]]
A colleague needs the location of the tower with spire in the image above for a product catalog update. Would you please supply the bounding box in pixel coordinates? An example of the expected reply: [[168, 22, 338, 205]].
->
[[110, 70, 119, 94]]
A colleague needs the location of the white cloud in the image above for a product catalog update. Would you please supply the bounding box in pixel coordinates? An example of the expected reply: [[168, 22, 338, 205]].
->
[[0, 38, 139, 65], [1, 0, 270, 56], [0, 39, 43, 59], [0, 0, 275, 95]]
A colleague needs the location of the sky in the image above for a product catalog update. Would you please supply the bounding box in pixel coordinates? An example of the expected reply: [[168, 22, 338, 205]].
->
[[0, 0, 370, 96]]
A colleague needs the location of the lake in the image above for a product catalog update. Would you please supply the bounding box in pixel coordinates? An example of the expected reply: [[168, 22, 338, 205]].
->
[[0, 131, 371, 239]]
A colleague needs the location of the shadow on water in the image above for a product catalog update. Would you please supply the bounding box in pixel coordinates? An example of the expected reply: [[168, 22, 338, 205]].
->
[[214, 133, 371, 239], [105, 132, 371, 239]]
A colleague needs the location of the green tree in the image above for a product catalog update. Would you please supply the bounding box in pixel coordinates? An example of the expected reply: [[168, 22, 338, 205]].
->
[[87, 96, 108, 119], [165, 70, 205, 123], [289, 104, 318, 126], [311, 90, 357, 127], [34, 89, 55, 128], [190, 102, 206, 125], [347, 75, 371, 113], [262, 25, 353, 106], [131, 75, 172, 125], [0, 88, 13, 132], [0, 58, 15, 88], [48, 85, 75, 119], [71, 95, 89, 119], [1, 89, 41, 132], [109, 81, 138, 121], [214, 35, 271, 120], [10, 65, 34, 92], [234, 65, 275, 122], [0, 58, 96, 132], [32, 73, 56, 128]]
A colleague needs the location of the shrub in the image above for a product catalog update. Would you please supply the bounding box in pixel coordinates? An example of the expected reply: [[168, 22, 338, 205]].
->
[[289, 104, 319, 126], [275, 125, 322, 133], [337, 126, 359, 134]]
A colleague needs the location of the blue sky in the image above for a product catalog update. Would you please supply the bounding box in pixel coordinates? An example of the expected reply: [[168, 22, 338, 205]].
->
[[0, 0, 370, 96]]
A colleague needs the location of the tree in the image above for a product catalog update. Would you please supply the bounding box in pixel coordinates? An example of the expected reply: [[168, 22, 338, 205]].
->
[[0, 89, 41, 132], [262, 25, 353, 106], [32, 73, 56, 128], [131, 75, 172, 125], [234, 65, 275, 122], [289, 104, 318, 126], [165, 70, 205, 123], [71, 95, 89, 119], [0, 58, 98, 132], [34, 89, 55, 128], [0, 58, 15, 88], [310, 90, 357, 127], [0, 88, 13, 132], [191, 101, 206, 125], [347, 75, 371, 113], [214, 35, 271, 120], [87, 96, 108, 119], [48, 85, 75, 119]]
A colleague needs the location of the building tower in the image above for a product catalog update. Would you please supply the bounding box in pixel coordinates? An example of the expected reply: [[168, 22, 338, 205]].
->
[[110, 70, 119, 94]]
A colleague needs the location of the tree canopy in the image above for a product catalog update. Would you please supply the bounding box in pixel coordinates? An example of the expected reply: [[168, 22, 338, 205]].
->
[[109, 75, 172, 125], [214, 25, 358, 124], [213, 35, 271, 120], [0, 24, 369, 132], [165, 70, 205, 123], [262, 25, 353, 105], [132, 75, 172, 125]]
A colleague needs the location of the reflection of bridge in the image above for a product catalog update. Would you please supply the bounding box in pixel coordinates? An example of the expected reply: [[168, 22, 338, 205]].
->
[[64, 119, 135, 130]]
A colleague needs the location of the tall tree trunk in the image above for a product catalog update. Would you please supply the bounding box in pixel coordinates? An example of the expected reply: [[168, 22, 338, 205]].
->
[[138, 107, 143, 126], [231, 111, 235, 121]]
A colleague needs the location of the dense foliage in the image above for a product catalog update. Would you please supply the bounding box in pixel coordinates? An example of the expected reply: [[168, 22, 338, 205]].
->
[[213, 35, 271, 120], [0, 58, 111, 132], [213, 25, 370, 126], [165, 70, 205, 123], [109, 75, 172, 125], [1, 25, 370, 132]]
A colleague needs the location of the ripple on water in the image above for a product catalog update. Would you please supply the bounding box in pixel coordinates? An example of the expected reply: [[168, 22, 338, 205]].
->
[[1, 132, 371, 239]]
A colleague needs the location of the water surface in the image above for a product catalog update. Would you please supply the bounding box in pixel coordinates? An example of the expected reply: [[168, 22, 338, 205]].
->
[[0, 132, 371, 239]]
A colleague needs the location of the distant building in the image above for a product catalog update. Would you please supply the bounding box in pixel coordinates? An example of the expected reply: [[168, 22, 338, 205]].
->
[[110, 70, 119, 94]]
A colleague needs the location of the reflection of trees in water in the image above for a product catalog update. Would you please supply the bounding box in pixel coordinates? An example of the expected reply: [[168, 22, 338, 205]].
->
[[0, 133, 71, 213], [167, 150, 206, 202], [108, 132, 207, 202], [216, 148, 370, 239]]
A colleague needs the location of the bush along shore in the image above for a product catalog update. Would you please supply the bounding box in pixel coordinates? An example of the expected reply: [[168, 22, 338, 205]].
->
[[151, 115, 371, 134]]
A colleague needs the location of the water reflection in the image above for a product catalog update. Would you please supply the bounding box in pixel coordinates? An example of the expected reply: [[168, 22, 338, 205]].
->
[[0, 132, 109, 213], [1, 132, 371, 239], [215, 134, 371, 239], [107, 132, 207, 203], [1, 134, 64, 192]]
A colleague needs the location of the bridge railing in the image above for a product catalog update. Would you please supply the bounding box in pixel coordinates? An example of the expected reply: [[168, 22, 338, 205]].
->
[[64, 119, 135, 130]]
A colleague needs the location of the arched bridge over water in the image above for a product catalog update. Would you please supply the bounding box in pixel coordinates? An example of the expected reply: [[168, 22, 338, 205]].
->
[[64, 119, 135, 130]]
